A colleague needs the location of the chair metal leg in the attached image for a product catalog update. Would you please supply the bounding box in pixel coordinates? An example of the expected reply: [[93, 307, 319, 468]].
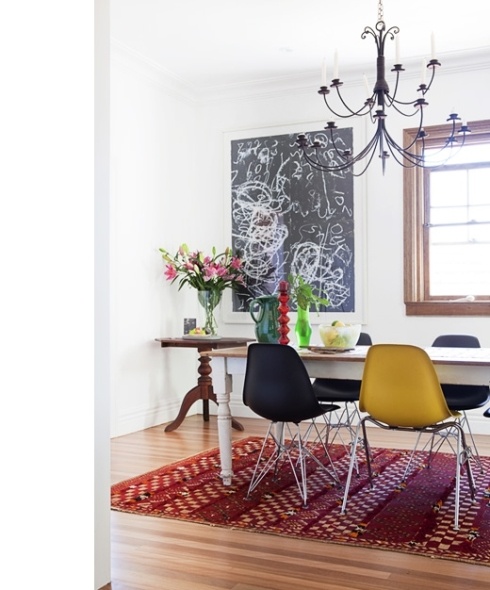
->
[[425, 411, 483, 473], [341, 419, 365, 514], [341, 419, 476, 532], [246, 423, 281, 496], [318, 402, 362, 474], [454, 426, 462, 530], [401, 431, 424, 480], [459, 411, 483, 473], [248, 420, 339, 507], [302, 418, 340, 484], [324, 402, 362, 448], [450, 422, 476, 530]]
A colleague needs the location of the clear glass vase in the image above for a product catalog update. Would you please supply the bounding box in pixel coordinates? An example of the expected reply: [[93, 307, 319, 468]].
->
[[197, 290, 222, 336], [295, 306, 312, 347]]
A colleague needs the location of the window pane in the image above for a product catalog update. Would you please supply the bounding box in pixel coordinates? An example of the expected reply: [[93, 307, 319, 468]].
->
[[430, 170, 467, 207], [469, 168, 490, 206], [430, 243, 490, 296], [469, 223, 490, 242], [430, 207, 467, 225], [425, 143, 490, 165], [468, 205, 490, 223]]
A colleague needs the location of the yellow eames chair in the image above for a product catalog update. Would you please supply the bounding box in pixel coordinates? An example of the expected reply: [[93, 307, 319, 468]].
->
[[341, 344, 476, 530]]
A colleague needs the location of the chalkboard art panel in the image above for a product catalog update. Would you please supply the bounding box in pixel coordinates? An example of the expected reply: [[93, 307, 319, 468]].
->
[[229, 127, 355, 315]]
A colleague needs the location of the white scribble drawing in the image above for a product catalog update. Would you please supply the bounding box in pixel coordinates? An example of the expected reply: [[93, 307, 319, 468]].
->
[[232, 179, 290, 296], [231, 130, 354, 311]]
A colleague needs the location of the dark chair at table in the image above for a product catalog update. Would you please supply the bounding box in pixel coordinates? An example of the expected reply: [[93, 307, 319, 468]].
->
[[242, 343, 340, 506], [341, 344, 476, 531], [484, 407, 490, 418], [312, 332, 372, 449], [431, 334, 490, 472]]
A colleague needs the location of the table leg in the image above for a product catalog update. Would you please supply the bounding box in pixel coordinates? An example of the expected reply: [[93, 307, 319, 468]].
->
[[164, 349, 244, 433], [213, 360, 234, 485]]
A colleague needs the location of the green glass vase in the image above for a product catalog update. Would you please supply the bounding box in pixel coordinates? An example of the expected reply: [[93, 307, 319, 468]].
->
[[295, 306, 312, 348]]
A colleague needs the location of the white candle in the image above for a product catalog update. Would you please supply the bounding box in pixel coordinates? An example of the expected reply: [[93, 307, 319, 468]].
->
[[333, 51, 339, 79], [395, 35, 400, 64], [421, 59, 426, 85], [321, 59, 327, 86], [431, 32, 436, 60], [363, 74, 370, 97]]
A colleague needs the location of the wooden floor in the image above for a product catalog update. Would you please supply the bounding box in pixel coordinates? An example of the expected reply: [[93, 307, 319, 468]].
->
[[110, 415, 490, 590]]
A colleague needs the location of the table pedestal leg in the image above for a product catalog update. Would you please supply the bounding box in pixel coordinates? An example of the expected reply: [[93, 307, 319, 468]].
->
[[164, 350, 244, 433]]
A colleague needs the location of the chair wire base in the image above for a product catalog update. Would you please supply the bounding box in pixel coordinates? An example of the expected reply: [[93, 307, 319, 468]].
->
[[425, 411, 483, 474], [246, 418, 339, 507], [341, 418, 476, 531], [317, 401, 363, 474]]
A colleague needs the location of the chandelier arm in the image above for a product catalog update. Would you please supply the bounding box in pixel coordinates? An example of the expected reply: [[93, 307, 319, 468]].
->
[[386, 145, 423, 168], [387, 92, 429, 108], [301, 139, 379, 175], [387, 98, 425, 118], [322, 94, 361, 119], [324, 88, 374, 118], [383, 124, 425, 163], [324, 124, 380, 166], [299, 126, 381, 174], [415, 123, 468, 168], [384, 133, 425, 167], [299, 132, 353, 172], [349, 138, 381, 177], [354, 128, 383, 161], [428, 136, 468, 169], [423, 63, 439, 94], [302, 150, 355, 173], [384, 70, 400, 107], [324, 127, 357, 164]]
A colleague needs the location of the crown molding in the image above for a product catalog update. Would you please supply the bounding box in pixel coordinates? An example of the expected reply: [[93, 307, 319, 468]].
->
[[110, 40, 490, 105], [110, 39, 197, 104]]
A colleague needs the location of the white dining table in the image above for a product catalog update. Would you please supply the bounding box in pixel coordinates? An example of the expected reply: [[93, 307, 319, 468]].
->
[[208, 344, 490, 485]]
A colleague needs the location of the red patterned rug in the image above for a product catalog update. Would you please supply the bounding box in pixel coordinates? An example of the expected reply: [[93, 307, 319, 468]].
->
[[111, 436, 490, 565]]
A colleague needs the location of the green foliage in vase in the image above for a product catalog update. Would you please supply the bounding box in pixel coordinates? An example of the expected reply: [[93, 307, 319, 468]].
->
[[287, 274, 330, 312]]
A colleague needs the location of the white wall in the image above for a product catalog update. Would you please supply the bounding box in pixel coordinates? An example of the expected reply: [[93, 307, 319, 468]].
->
[[110, 46, 490, 438], [110, 47, 203, 436]]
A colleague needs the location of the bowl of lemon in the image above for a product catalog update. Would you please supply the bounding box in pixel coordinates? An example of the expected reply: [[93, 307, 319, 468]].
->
[[318, 321, 362, 349]]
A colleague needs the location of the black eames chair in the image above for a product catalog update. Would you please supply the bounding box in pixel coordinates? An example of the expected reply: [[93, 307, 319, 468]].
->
[[431, 334, 490, 472], [312, 332, 372, 448], [242, 343, 340, 506]]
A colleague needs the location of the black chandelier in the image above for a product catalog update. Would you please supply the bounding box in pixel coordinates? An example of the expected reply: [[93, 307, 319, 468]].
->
[[296, 0, 470, 176]]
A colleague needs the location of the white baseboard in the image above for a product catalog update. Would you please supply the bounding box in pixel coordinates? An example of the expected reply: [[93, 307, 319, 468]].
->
[[112, 400, 199, 438], [113, 398, 490, 438]]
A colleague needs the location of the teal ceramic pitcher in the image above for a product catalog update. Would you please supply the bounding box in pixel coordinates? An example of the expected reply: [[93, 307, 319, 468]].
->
[[249, 295, 280, 343]]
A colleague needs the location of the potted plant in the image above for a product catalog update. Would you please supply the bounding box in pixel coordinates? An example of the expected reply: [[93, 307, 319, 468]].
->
[[287, 274, 330, 347]]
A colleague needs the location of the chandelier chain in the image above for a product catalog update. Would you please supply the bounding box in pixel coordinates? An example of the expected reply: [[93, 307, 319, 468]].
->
[[377, 0, 384, 22]]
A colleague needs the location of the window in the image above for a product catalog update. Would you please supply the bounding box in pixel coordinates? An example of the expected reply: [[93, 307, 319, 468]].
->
[[403, 119, 490, 316]]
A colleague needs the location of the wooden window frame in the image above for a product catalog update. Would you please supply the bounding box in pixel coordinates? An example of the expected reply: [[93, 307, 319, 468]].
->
[[403, 119, 490, 316]]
